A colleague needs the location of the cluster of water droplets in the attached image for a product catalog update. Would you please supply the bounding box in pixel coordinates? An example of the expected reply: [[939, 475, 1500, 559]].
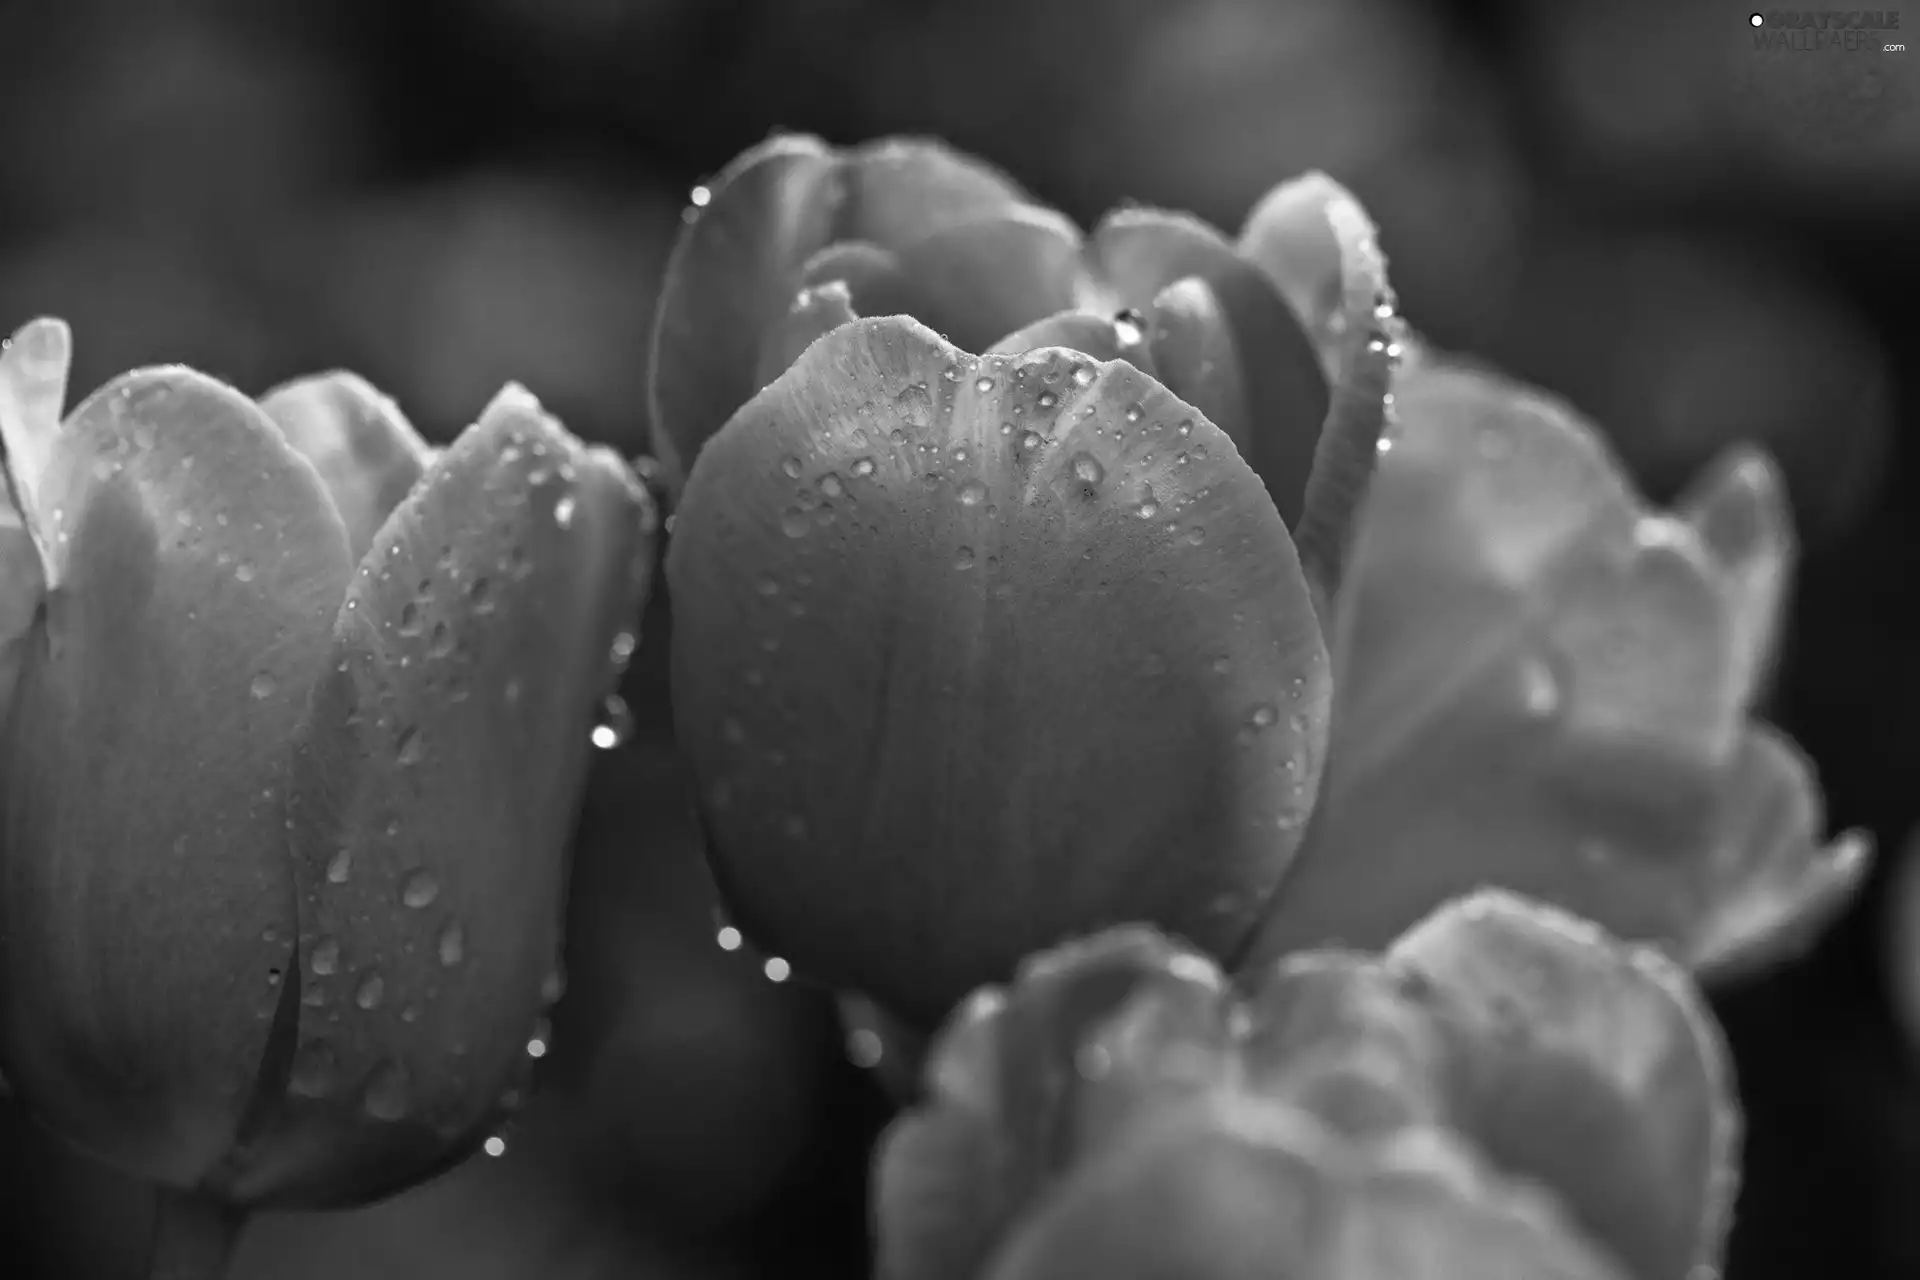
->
[[712, 903, 794, 985]]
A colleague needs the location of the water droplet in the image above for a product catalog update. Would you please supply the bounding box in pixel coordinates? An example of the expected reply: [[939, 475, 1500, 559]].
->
[[1071, 365, 1095, 388], [1377, 436, 1394, 455], [541, 967, 567, 1004], [780, 508, 811, 538], [781, 456, 803, 479], [1112, 310, 1146, 347], [250, 672, 277, 700], [504, 678, 523, 706], [764, 956, 792, 982], [1518, 655, 1563, 718], [609, 631, 636, 667], [355, 973, 385, 1010], [326, 848, 353, 884], [1176, 419, 1193, 437], [974, 375, 995, 393], [553, 494, 576, 528], [1250, 705, 1278, 728], [287, 1042, 336, 1098], [438, 920, 465, 966], [1186, 526, 1207, 546], [427, 621, 454, 658], [716, 926, 744, 952], [395, 724, 424, 766], [1037, 392, 1058, 409], [942, 365, 962, 383], [848, 1028, 884, 1068], [958, 479, 988, 507], [953, 546, 976, 571], [527, 1017, 551, 1058], [850, 456, 876, 478], [689, 184, 711, 207], [310, 938, 340, 976], [1071, 453, 1105, 487], [397, 602, 422, 637], [468, 575, 495, 613], [483, 1134, 508, 1157], [363, 1063, 411, 1121], [818, 473, 845, 499], [1020, 430, 1044, 450], [234, 560, 257, 584], [401, 869, 440, 909], [1124, 402, 1144, 424], [592, 693, 633, 749]]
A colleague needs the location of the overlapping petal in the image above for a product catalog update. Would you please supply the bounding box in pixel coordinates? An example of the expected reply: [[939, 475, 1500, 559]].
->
[[667, 316, 1330, 1027], [1246, 361, 1866, 978]]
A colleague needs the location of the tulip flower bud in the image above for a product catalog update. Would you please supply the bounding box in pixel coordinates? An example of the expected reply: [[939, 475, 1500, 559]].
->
[[0, 318, 654, 1217]]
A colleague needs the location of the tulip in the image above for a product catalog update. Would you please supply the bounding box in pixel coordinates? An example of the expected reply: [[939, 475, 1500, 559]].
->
[[0, 318, 653, 1273], [874, 890, 1734, 1280], [659, 134, 1864, 1050]]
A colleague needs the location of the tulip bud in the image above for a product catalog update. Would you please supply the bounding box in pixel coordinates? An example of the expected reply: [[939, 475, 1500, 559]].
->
[[667, 316, 1331, 1028], [0, 318, 654, 1217]]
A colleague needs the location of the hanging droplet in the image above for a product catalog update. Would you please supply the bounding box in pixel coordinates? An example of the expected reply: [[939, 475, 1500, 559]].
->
[[591, 693, 633, 749], [309, 937, 340, 976], [1112, 309, 1146, 347], [764, 956, 792, 982], [438, 920, 466, 966], [400, 869, 440, 909]]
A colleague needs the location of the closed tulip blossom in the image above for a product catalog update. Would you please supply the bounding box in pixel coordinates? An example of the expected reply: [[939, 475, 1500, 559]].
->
[[0, 319, 653, 1275], [658, 134, 1864, 1040]]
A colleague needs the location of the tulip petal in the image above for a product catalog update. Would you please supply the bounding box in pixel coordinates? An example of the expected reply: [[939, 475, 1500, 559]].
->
[[1237, 171, 1387, 380], [1088, 209, 1328, 525], [1, 481, 41, 725], [1144, 277, 1251, 452], [985, 1098, 1629, 1280], [239, 386, 653, 1204], [1240, 952, 1446, 1140], [667, 317, 1330, 1026], [651, 135, 1029, 491], [874, 1105, 1017, 1280], [1246, 363, 1852, 975], [1675, 445, 1793, 706], [0, 365, 353, 1187], [260, 372, 434, 566], [884, 207, 1089, 355], [1387, 891, 1738, 1280], [987, 309, 1143, 369], [0, 318, 74, 577]]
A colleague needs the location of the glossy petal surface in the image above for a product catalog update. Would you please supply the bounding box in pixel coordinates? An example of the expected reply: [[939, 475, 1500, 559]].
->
[[1388, 891, 1738, 1280], [1248, 363, 1864, 975], [668, 317, 1329, 1025], [0, 363, 353, 1187], [260, 372, 434, 565], [235, 387, 653, 1204]]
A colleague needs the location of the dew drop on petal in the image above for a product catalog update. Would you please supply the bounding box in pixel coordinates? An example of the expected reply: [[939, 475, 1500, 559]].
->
[[1071, 453, 1105, 487], [250, 672, 277, 700], [591, 693, 633, 749], [553, 494, 576, 528], [483, 1135, 507, 1157], [851, 457, 876, 478], [1518, 654, 1564, 718], [287, 1042, 336, 1098], [974, 376, 995, 393], [400, 869, 440, 909], [764, 956, 792, 982], [354, 972, 385, 1010], [818, 472, 845, 499], [953, 546, 976, 571], [438, 920, 466, 966], [848, 1028, 884, 1068], [780, 508, 811, 538], [325, 848, 353, 884], [309, 937, 340, 976], [958, 480, 988, 507], [781, 456, 803, 479], [1071, 365, 1095, 388]]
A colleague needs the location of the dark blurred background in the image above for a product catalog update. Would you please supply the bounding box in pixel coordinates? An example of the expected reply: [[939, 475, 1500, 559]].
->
[[1, 0, 1917, 1275]]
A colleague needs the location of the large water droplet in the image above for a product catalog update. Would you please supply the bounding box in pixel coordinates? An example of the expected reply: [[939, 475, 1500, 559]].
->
[[526, 1017, 552, 1059], [400, 869, 440, 909], [287, 1042, 336, 1098], [780, 508, 811, 538], [438, 920, 465, 966], [363, 1063, 411, 1121], [763, 956, 792, 982], [780, 456, 803, 479], [1518, 654, 1563, 718], [1113, 309, 1146, 347], [309, 937, 340, 976], [953, 546, 976, 571], [553, 494, 576, 528], [1037, 392, 1058, 409], [1071, 365, 1095, 388], [957, 479, 988, 507], [354, 972, 386, 1010], [326, 848, 353, 884], [850, 456, 876, 478], [591, 693, 633, 749], [1071, 453, 1105, 487], [818, 472, 845, 499], [250, 672, 277, 700]]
